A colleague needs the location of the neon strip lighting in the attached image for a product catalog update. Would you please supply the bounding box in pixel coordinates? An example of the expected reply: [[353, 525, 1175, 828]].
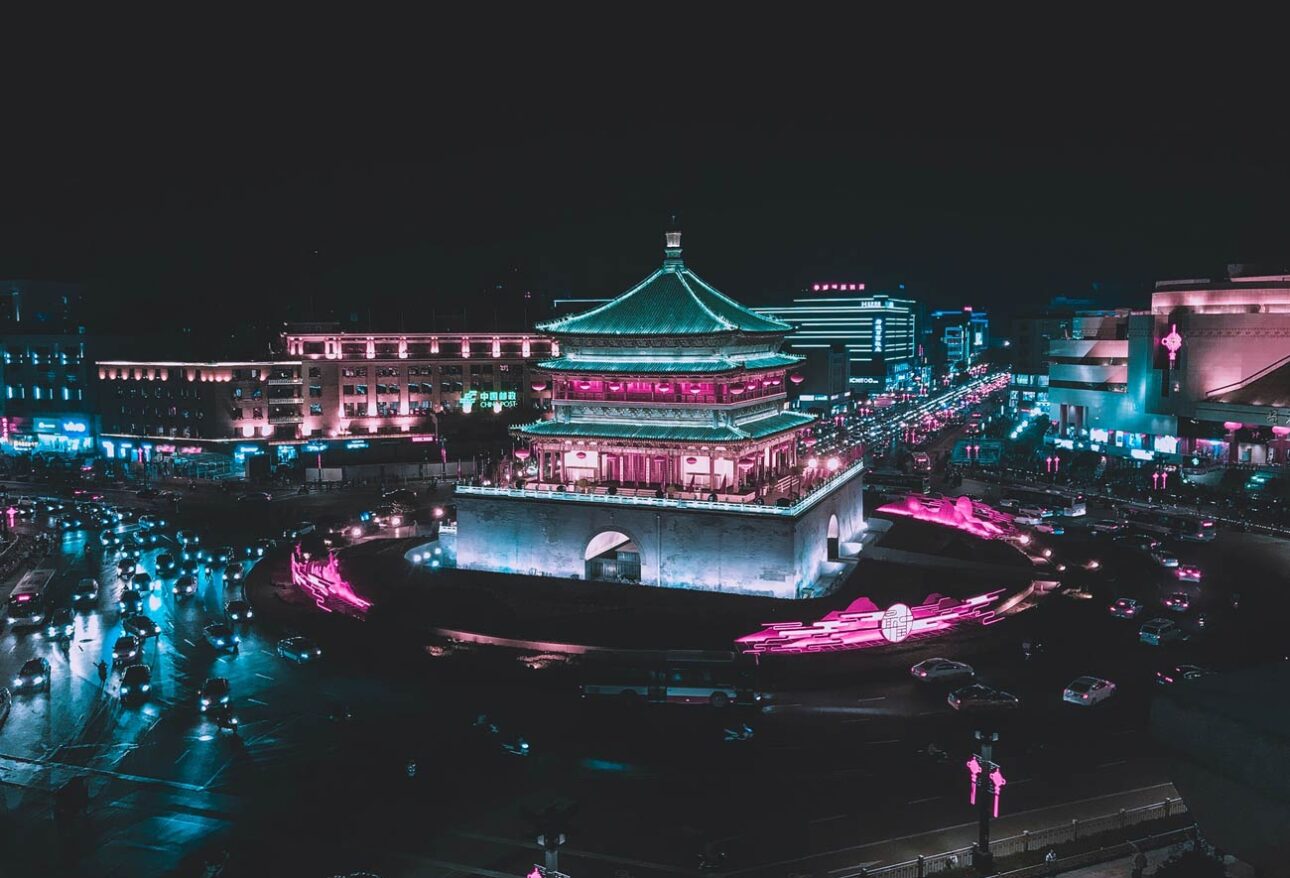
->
[[737, 588, 1007, 654], [290, 545, 372, 614]]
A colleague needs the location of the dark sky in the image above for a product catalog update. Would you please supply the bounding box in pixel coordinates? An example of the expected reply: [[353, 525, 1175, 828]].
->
[[4, 48, 1289, 345]]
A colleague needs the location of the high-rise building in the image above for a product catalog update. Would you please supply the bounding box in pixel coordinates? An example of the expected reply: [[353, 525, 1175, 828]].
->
[[925, 307, 990, 376], [756, 288, 920, 395]]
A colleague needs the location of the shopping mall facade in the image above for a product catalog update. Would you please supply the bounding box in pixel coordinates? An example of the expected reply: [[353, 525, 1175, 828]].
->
[[1047, 271, 1290, 466]]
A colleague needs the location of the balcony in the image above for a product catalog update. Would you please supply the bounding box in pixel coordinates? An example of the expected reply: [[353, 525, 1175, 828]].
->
[[268, 376, 303, 386], [269, 412, 304, 424]]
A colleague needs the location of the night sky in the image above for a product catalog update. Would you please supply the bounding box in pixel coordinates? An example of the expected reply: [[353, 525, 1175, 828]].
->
[[5, 57, 1288, 348]]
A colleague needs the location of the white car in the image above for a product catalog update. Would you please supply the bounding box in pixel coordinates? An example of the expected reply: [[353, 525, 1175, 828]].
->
[[1063, 676, 1116, 706], [1150, 551, 1179, 568], [1013, 508, 1047, 526], [911, 658, 975, 682], [1091, 519, 1124, 534]]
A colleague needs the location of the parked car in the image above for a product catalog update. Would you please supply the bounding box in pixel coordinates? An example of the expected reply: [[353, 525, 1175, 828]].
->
[[1062, 676, 1116, 706]]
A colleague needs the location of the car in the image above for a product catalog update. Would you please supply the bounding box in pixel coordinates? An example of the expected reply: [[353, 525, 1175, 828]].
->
[[248, 538, 274, 558], [118, 545, 141, 562], [99, 529, 122, 547], [135, 487, 159, 499], [1082, 558, 1102, 571], [116, 560, 138, 580], [1013, 510, 1046, 526], [277, 636, 322, 663], [172, 575, 197, 598], [176, 529, 200, 547], [948, 684, 1020, 711], [283, 522, 316, 540], [1109, 597, 1143, 619], [138, 514, 167, 530], [1063, 586, 1095, 600], [118, 588, 144, 615], [0, 687, 10, 728], [112, 635, 142, 664], [73, 577, 100, 604], [1091, 519, 1124, 534], [199, 677, 231, 712], [1162, 592, 1191, 612], [123, 614, 161, 639], [203, 623, 240, 652], [383, 488, 419, 506], [1115, 533, 1162, 552], [13, 657, 51, 693], [72, 489, 104, 502], [58, 514, 86, 530], [157, 490, 182, 503], [45, 607, 75, 640], [131, 530, 159, 547], [1034, 521, 1065, 535], [131, 572, 155, 593], [225, 600, 253, 623], [155, 553, 177, 575], [180, 557, 199, 575], [236, 491, 272, 504], [225, 562, 246, 582], [212, 546, 234, 565], [1150, 551, 1180, 568], [1156, 664, 1214, 686], [1139, 617, 1186, 646], [1175, 566, 1203, 583], [119, 664, 152, 703], [911, 658, 975, 682], [1063, 676, 1116, 706]]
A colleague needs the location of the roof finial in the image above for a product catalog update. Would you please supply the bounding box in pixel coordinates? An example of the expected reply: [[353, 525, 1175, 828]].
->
[[664, 218, 683, 268]]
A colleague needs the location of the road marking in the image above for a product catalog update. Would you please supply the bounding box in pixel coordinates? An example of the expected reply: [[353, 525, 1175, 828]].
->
[[175, 748, 192, 765], [867, 738, 901, 744], [1098, 759, 1129, 769], [182, 638, 195, 647], [810, 814, 849, 824], [260, 649, 274, 657], [828, 861, 882, 875], [247, 698, 268, 706], [856, 695, 887, 703], [906, 795, 942, 805]]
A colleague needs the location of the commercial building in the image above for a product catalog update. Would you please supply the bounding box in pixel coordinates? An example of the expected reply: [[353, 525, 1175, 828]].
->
[[1008, 301, 1124, 414], [925, 307, 990, 377], [1046, 269, 1290, 465], [756, 288, 921, 400], [454, 231, 866, 598]]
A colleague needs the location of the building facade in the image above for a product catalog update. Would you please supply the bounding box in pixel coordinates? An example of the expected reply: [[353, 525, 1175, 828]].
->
[[926, 308, 990, 377], [454, 231, 866, 598], [1046, 270, 1290, 465], [756, 289, 921, 396]]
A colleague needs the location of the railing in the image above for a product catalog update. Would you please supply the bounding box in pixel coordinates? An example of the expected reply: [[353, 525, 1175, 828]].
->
[[268, 376, 303, 385], [456, 459, 864, 518], [834, 797, 1188, 878]]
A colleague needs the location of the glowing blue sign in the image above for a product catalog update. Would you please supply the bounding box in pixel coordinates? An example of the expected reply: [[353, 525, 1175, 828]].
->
[[344, 440, 369, 450], [303, 442, 329, 453]]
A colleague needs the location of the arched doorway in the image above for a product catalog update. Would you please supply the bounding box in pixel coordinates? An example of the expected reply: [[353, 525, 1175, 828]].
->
[[585, 531, 642, 583], [827, 513, 840, 561]]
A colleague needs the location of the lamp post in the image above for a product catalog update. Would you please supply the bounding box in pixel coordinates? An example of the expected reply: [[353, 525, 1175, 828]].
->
[[970, 730, 1004, 871]]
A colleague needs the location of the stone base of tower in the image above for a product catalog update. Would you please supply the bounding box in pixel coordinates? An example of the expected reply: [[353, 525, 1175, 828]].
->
[[454, 463, 864, 599]]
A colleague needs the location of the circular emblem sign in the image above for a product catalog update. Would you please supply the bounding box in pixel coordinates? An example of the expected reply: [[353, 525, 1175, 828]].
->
[[880, 603, 913, 643]]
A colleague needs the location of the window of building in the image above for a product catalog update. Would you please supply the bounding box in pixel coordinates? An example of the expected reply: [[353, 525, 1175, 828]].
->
[[343, 385, 358, 396], [410, 399, 432, 414], [376, 401, 400, 417], [355, 384, 368, 396], [343, 402, 365, 418], [342, 367, 368, 378], [233, 387, 243, 399], [309, 403, 323, 415], [308, 366, 322, 378], [309, 385, 323, 398], [377, 367, 399, 378]]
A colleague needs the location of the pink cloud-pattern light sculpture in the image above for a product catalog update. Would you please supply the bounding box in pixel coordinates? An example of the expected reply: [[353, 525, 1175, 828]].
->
[[736, 589, 1005, 654], [877, 494, 1020, 541], [290, 544, 373, 614]]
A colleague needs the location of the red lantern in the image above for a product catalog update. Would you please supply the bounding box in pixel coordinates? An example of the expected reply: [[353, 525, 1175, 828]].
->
[[530, 381, 547, 392], [685, 456, 698, 465], [578, 381, 592, 391], [514, 448, 531, 460], [656, 382, 672, 393], [729, 382, 746, 395], [804, 436, 817, 447], [689, 385, 703, 395], [789, 374, 804, 385], [608, 382, 623, 392]]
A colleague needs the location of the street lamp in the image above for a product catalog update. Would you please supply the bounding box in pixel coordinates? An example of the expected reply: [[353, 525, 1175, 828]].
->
[[969, 730, 1005, 870]]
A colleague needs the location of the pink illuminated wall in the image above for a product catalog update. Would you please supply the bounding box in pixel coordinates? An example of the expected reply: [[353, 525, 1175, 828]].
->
[[875, 494, 1020, 540], [736, 589, 1005, 654], [290, 545, 373, 614]]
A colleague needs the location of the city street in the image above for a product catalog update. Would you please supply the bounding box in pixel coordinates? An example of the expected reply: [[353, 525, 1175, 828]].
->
[[1, 474, 1284, 877]]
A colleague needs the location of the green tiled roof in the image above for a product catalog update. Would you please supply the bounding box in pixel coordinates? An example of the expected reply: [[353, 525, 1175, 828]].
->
[[536, 352, 803, 374], [537, 264, 792, 337], [516, 410, 815, 443]]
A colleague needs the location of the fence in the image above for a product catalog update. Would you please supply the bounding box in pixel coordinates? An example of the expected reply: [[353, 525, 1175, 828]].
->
[[835, 797, 1188, 878]]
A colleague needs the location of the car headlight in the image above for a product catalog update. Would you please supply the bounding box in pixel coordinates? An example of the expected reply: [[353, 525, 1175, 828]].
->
[[201, 697, 210, 705], [140, 683, 150, 691], [121, 685, 130, 693], [13, 677, 22, 686]]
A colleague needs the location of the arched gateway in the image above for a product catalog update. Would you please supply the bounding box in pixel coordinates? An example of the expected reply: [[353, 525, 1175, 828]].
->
[[585, 530, 642, 583]]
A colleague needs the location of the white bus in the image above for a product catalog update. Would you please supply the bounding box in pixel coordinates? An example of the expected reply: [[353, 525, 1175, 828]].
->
[[581, 658, 762, 708], [1117, 505, 1216, 542], [999, 487, 1086, 518], [6, 567, 57, 627]]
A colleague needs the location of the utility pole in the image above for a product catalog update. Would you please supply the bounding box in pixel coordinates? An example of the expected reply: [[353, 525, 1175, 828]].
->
[[969, 730, 1005, 872]]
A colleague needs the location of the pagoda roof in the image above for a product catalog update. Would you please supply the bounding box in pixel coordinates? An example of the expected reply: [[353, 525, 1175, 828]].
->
[[537, 250, 792, 338], [516, 410, 815, 443], [536, 352, 802, 374]]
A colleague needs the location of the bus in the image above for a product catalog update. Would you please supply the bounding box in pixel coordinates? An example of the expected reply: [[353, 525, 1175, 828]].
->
[[580, 657, 762, 708], [1116, 505, 1216, 542], [865, 470, 931, 498], [998, 486, 1086, 518], [6, 567, 57, 627], [910, 452, 933, 473]]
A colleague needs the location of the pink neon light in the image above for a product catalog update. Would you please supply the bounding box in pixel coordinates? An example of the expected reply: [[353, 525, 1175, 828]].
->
[[736, 589, 1006, 654], [990, 766, 1006, 817], [1161, 324, 1183, 365], [967, 756, 981, 805], [290, 545, 373, 614], [875, 494, 1020, 541]]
